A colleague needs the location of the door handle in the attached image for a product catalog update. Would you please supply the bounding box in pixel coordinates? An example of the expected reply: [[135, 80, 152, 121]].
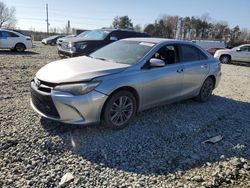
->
[[201, 64, 208, 68], [177, 69, 183, 73]]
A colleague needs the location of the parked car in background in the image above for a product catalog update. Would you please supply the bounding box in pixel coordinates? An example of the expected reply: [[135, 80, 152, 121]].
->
[[207, 48, 226, 56], [56, 34, 76, 45], [214, 44, 250, 63], [42, 35, 65, 45], [57, 29, 151, 57], [0, 28, 32, 52], [56, 31, 90, 47], [192, 40, 226, 51], [30, 38, 221, 130]]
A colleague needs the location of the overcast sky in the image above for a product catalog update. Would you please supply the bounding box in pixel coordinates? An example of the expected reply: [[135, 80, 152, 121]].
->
[[4, 0, 250, 31]]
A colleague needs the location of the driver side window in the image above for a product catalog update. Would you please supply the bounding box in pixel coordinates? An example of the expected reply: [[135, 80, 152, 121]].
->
[[240, 46, 249, 52], [152, 45, 178, 64]]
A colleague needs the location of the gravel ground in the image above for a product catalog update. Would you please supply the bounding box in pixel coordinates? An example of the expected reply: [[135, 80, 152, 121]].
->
[[0, 42, 250, 187]]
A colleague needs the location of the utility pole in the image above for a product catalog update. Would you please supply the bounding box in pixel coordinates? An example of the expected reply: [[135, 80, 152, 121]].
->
[[46, 3, 49, 34], [175, 18, 182, 40], [67, 20, 70, 35]]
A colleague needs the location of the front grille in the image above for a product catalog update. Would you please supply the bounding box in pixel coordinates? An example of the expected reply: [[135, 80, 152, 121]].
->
[[31, 82, 60, 118]]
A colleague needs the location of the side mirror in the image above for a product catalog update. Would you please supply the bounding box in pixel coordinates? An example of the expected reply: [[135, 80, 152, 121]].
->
[[149, 58, 165, 67], [236, 48, 241, 52], [110, 36, 118, 41]]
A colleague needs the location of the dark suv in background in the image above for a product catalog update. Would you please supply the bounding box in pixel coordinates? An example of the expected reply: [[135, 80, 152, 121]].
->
[[57, 29, 150, 57]]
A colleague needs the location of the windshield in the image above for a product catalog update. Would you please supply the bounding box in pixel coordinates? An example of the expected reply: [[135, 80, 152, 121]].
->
[[47, 35, 59, 40], [90, 40, 155, 65], [76, 31, 91, 38], [77, 30, 110, 40]]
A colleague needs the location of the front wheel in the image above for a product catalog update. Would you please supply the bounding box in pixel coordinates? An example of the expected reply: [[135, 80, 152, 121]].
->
[[195, 77, 214, 102], [102, 91, 137, 130], [220, 55, 231, 64]]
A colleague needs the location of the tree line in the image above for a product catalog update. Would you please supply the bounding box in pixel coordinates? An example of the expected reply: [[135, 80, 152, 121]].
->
[[1, 1, 249, 46], [112, 15, 250, 46]]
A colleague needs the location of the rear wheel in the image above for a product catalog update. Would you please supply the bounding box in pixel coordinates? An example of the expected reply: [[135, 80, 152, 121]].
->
[[102, 91, 137, 130], [195, 77, 214, 102], [15, 43, 26, 52], [220, 55, 231, 64]]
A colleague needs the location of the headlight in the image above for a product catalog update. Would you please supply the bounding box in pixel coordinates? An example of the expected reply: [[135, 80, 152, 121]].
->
[[68, 43, 76, 52], [68, 42, 73, 48], [54, 82, 101, 96]]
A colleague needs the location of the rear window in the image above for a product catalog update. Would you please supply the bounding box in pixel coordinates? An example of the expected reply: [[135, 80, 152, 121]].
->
[[0, 31, 19, 38], [7, 31, 19, 37], [180, 45, 207, 62]]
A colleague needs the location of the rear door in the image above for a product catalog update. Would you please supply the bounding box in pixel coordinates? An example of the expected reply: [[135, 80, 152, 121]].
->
[[178, 44, 210, 97]]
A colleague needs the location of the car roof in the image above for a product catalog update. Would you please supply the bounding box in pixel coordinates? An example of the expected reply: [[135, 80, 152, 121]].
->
[[122, 37, 195, 45], [240, 44, 250, 47], [0, 28, 23, 35], [0, 28, 14, 32], [97, 28, 148, 34]]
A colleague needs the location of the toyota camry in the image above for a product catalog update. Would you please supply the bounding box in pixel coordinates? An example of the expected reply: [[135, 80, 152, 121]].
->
[[30, 38, 221, 129]]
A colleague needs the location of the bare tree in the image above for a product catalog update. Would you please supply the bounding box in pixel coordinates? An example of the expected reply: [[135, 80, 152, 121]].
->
[[0, 1, 16, 28]]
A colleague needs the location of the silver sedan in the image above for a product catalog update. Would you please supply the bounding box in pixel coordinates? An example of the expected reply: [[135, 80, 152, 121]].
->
[[30, 38, 221, 129]]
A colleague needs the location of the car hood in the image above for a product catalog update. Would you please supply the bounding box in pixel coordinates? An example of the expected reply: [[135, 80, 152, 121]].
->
[[216, 49, 232, 53], [36, 56, 130, 84]]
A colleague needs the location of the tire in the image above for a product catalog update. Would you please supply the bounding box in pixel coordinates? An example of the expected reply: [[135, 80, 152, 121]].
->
[[51, 42, 56, 46], [102, 91, 137, 130], [220, 55, 231, 64], [15, 43, 26, 52], [195, 77, 214, 102]]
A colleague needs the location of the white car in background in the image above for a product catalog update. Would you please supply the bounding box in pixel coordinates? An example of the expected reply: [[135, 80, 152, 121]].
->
[[214, 44, 250, 64], [191, 40, 226, 50], [0, 29, 32, 52]]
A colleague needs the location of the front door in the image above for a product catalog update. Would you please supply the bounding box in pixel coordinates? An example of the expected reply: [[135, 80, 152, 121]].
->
[[140, 44, 184, 109], [234, 46, 250, 62]]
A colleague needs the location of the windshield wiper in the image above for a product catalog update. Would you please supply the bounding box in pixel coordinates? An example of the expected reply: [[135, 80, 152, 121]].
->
[[86, 54, 93, 58]]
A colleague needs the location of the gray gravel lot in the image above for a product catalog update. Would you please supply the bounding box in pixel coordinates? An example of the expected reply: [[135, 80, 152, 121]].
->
[[0, 42, 250, 187]]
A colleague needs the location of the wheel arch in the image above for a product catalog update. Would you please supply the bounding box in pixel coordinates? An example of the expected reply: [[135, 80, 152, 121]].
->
[[207, 75, 216, 89], [219, 53, 231, 60], [15, 42, 27, 49], [100, 86, 140, 120]]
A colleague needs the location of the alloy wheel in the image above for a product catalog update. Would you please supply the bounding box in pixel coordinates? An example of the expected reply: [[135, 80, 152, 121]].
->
[[109, 96, 133, 127], [220, 56, 230, 64]]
